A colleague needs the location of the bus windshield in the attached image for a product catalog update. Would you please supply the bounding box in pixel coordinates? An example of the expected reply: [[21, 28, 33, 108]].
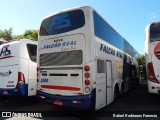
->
[[40, 10, 85, 36], [150, 22, 160, 42]]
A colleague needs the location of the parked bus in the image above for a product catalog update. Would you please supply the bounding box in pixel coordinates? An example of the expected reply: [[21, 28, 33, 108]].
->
[[37, 6, 139, 110], [0, 39, 37, 96], [145, 21, 160, 94]]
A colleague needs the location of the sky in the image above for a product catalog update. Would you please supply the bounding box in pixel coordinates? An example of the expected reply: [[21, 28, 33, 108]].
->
[[0, 0, 160, 54]]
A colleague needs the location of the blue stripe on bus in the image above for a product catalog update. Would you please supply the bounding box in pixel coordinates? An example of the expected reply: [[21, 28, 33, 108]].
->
[[37, 89, 96, 110], [0, 84, 28, 96]]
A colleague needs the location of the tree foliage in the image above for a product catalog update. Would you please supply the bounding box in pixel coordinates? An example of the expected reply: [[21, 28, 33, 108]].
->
[[23, 29, 38, 41], [137, 54, 146, 81], [14, 29, 38, 41], [13, 35, 24, 40], [0, 28, 38, 41], [0, 28, 13, 41]]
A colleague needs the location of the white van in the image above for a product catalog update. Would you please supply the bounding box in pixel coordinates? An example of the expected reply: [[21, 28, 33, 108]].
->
[[0, 39, 37, 96]]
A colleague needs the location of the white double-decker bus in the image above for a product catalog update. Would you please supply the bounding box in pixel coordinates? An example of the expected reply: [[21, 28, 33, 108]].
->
[[145, 22, 160, 94], [37, 6, 139, 110]]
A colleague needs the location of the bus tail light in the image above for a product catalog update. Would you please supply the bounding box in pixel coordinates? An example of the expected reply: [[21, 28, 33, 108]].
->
[[16, 72, 25, 88], [73, 101, 82, 104], [148, 62, 159, 83], [84, 65, 91, 93], [38, 95, 45, 99], [85, 87, 90, 93], [84, 65, 90, 71], [85, 80, 90, 85], [84, 73, 90, 78]]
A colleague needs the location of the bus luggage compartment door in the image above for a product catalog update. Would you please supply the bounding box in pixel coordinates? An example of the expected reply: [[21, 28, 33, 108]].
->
[[39, 69, 83, 96], [106, 61, 113, 105]]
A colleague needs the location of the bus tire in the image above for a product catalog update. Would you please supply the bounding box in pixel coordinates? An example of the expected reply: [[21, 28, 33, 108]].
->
[[121, 82, 124, 96], [113, 85, 119, 101]]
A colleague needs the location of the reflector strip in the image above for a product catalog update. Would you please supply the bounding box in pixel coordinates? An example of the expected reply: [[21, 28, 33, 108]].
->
[[41, 85, 81, 91], [0, 56, 14, 60]]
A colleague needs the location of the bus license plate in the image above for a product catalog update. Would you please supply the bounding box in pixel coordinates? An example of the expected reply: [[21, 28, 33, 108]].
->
[[53, 100, 63, 106]]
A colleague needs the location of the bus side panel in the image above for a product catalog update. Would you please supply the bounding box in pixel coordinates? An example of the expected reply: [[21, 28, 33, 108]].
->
[[95, 84, 106, 110], [146, 42, 160, 94], [95, 59, 106, 110], [149, 54, 160, 94], [28, 60, 37, 96], [19, 58, 29, 96]]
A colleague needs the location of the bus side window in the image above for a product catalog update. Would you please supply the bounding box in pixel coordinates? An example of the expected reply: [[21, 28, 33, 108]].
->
[[27, 44, 37, 62]]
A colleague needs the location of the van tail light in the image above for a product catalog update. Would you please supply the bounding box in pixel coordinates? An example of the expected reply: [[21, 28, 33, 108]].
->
[[37, 67, 40, 72], [147, 62, 159, 83], [16, 72, 25, 88], [37, 67, 40, 83]]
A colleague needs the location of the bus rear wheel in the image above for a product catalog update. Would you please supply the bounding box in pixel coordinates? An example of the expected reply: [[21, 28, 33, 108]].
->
[[113, 85, 119, 101]]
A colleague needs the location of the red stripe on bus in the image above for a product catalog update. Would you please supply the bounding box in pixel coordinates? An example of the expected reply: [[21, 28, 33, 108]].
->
[[41, 85, 81, 91], [0, 56, 14, 60]]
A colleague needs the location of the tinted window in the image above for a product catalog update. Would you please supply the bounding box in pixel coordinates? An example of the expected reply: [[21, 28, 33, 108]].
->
[[93, 11, 124, 51], [93, 11, 138, 57], [97, 59, 105, 73], [94, 11, 109, 43], [40, 10, 85, 36], [0, 41, 4, 45], [150, 23, 160, 42], [27, 44, 37, 62]]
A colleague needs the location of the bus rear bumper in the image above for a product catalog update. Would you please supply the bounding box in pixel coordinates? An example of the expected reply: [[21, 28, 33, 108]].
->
[[148, 80, 160, 94], [37, 89, 96, 110], [0, 84, 28, 96]]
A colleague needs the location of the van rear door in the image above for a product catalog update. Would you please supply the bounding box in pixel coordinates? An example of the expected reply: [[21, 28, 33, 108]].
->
[[0, 65, 18, 89], [0, 42, 19, 91]]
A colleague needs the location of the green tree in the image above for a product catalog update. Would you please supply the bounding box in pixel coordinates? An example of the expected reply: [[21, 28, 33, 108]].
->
[[137, 54, 146, 81], [23, 29, 38, 41], [13, 35, 24, 40], [13, 29, 38, 41], [0, 28, 13, 40]]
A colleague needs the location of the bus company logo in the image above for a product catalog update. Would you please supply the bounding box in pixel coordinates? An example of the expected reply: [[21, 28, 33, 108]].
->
[[0, 45, 11, 57], [49, 13, 71, 31], [100, 44, 123, 58], [0, 45, 13, 60], [40, 78, 48, 82], [43, 41, 76, 49], [154, 42, 160, 60], [0, 70, 12, 77], [100, 44, 116, 56]]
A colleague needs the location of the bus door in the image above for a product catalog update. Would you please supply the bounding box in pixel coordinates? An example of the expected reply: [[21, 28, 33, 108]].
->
[[106, 61, 113, 105]]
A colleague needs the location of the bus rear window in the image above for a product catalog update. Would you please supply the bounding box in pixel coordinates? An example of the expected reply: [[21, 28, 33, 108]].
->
[[150, 23, 160, 42], [40, 10, 85, 36], [40, 50, 82, 66]]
